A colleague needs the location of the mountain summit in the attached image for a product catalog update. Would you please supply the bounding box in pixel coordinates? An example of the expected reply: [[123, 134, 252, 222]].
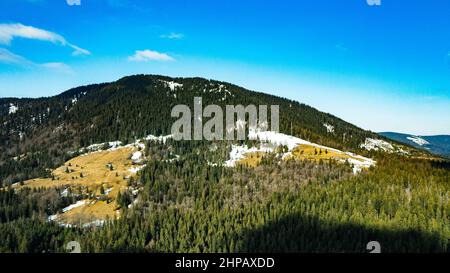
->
[[2, 74, 400, 183]]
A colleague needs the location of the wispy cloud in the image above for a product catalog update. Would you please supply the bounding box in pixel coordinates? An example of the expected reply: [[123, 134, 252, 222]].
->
[[160, 32, 184, 40], [66, 0, 81, 6], [0, 48, 73, 73], [128, 49, 175, 62], [0, 23, 90, 56], [40, 62, 73, 73], [0, 48, 33, 66]]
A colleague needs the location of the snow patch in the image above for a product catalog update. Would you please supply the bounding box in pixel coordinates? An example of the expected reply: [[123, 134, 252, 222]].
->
[[47, 214, 58, 221], [104, 187, 113, 195], [224, 144, 274, 167], [164, 154, 180, 163], [128, 165, 146, 174], [131, 151, 143, 163], [360, 138, 394, 152], [62, 200, 86, 213], [205, 83, 233, 101], [161, 80, 183, 91], [82, 220, 105, 228], [343, 152, 376, 174], [83, 141, 123, 154], [61, 188, 69, 197], [224, 130, 376, 173], [407, 136, 429, 146], [8, 103, 18, 114], [323, 123, 334, 133], [248, 130, 312, 151], [144, 134, 172, 144], [396, 147, 410, 155], [207, 161, 220, 167]]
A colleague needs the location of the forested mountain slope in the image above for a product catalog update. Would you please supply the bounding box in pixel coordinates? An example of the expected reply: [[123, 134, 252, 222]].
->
[[1, 74, 408, 185], [1, 75, 448, 254]]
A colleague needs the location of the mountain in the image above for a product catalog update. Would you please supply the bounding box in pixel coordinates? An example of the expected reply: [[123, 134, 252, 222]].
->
[[1, 74, 448, 253], [1, 74, 406, 184], [380, 132, 450, 158]]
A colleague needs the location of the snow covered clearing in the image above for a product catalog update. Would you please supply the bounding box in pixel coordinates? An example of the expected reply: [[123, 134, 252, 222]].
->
[[225, 130, 376, 173], [224, 144, 274, 167]]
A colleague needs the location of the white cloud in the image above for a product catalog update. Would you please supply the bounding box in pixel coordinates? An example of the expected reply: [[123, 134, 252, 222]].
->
[[160, 32, 184, 40], [70, 44, 90, 56], [128, 49, 175, 62], [66, 0, 81, 5], [40, 62, 74, 73], [0, 48, 73, 73], [0, 23, 90, 55], [0, 48, 33, 66]]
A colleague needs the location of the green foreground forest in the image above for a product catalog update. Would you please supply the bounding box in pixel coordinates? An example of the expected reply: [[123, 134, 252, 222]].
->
[[0, 139, 449, 253]]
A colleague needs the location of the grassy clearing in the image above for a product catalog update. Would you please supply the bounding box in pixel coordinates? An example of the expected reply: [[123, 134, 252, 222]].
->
[[236, 144, 370, 170], [58, 200, 118, 225], [287, 144, 360, 162], [14, 146, 143, 225], [236, 152, 267, 167]]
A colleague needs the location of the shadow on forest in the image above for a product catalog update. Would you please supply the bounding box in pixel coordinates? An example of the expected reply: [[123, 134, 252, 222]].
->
[[430, 159, 450, 170], [236, 213, 448, 253]]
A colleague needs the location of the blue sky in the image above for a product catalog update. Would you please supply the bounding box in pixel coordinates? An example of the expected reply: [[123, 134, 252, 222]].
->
[[0, 0, 449, 135]]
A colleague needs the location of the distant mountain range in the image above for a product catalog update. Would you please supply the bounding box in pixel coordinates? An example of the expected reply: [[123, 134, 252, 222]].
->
[[379, 132, 450, 158]]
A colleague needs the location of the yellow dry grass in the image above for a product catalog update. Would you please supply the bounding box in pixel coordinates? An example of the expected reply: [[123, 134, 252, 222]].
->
[[287, 144, 358, 162], [235, 144, 368, 167], [58, 200, 118, 225], [14, 146, 143, 225], [236, 152, 266, 167]]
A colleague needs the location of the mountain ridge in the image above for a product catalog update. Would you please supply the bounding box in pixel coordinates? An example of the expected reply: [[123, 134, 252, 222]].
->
[[1, 75, 449, 254], [0, 74, 428, 185], [380, 132, 450, 158]]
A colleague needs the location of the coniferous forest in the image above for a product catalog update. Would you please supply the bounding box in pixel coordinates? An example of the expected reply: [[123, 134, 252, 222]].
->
[[0, 75, 448, 253]]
